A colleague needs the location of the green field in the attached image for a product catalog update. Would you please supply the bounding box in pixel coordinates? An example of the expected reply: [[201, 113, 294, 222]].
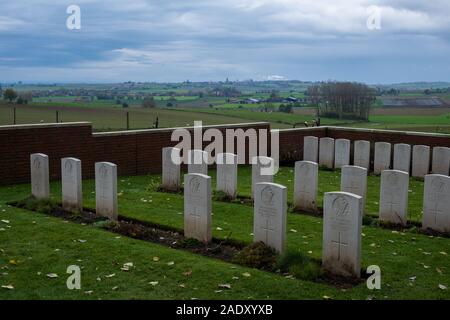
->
[[2, 98, 450, 133], [1, 167, 449, 300]]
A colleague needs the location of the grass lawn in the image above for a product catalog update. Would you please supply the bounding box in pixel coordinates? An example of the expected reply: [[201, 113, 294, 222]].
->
[[348, 113, 450, 133], [1, 166, 449, 300]]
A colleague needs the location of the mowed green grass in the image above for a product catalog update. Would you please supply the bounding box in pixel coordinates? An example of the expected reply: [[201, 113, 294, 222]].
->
[[1, 167, 449, 300]]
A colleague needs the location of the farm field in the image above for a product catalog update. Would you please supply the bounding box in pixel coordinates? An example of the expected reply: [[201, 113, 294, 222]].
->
[[1, 167, 449, 300], [1, 100, 450, 133]]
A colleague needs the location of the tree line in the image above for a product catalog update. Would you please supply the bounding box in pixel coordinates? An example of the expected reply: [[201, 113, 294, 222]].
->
[[306, 81, 376, 120]]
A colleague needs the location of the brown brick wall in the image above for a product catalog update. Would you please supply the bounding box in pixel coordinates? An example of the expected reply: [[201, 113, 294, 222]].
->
[[2, 122, 450, 185], [278, 126, 450, 169], [0, 122, 271, 185]]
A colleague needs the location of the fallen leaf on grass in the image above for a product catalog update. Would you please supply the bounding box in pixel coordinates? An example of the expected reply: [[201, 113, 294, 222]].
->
[[438, 284, 447, 290], [218, 283, 231, 289], [152, 256, 160, 262], [105, 273, 116, 278], [8, 260, 17, 265], [149, 281, 159, 286], [46, 273, 58, 278], [182, 270, 192, 277], [1, 285, 14, 290], [242, 272, 251, 277], [167, 261, 175, 266]]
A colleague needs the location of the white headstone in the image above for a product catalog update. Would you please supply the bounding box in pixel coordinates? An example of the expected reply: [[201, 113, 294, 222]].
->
[[432, 147, 450, 176], [251, 156, 274, 198], [253, 182, 287, 254], [374, 142, 391, 174], [319, 137, 335, 169], [340, 165, 367, 212], [30, 153, 49, 199], [379, 170, 409, 226], [422, 174, 450, 233], [303, 136, 319, 163], [393, 143, 411, 173], [95, 162, 118, 220], [412, 145, 430, 178], [334, 139, 350, 169], [61, 157, 82, 211], [353, 140, 370, 170], [184, 173, 212, 243], [216, 153, 238, 199], [162, 147, 181, 191], [293, 161, 318, 213], [188, 149, 208, 175], [322, 192, 362, 278]]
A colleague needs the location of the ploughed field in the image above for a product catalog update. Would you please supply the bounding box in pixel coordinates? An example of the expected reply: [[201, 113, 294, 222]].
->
[[0, 166, 449, 299]]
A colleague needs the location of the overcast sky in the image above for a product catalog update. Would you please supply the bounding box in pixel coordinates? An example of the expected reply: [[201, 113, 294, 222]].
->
[[1, 0, 450, 84]]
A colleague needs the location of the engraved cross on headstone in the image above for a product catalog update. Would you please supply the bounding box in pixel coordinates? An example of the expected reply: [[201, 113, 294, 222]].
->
[[331, 232, 348, 261], [260, 219, 274, 244], [428, 204, 444, 225], [190, 206, 201, 232]]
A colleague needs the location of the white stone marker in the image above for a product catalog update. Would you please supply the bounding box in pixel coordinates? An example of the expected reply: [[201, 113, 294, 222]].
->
[[303, 136, 319, 163], [61, 157, 82, 211], [161, 147, 181, 191], [253, 182, 287, 254], [334, 139, 351, 169], [188, 149, 208, 175], [184, 173, 212, 243], [293, 161, 318, 212], [251, 156, 274, 198], [322, 192, 362, 278], [374, 142, 391, 174], [354, 140, 370, 170], [95, 162, 118, 220], [340, 165, 367, 212], [422, 174, 450, 233], [379, 170, 409, 226], [393, 143, 411, 173], [216, 153, 238, 199], [30, 153, 49, 199], [412, 145, 430, 178], [432, 147, 450, 176], [319, 137, 335, 169]]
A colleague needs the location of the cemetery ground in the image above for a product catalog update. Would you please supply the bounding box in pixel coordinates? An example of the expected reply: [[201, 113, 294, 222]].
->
[[1, 167, 449, 300]]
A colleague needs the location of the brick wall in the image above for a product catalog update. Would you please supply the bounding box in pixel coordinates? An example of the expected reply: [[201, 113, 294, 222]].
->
[[0, 122, 270, 185], [278, 126, 450, 168], [2, 122, 450, 185]]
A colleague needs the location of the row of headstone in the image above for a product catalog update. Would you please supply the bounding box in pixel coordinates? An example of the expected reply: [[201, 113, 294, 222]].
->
[[30, 153, 118, 220], [162, 147, 274, 200], [304, 136, 450, 177], [292, 160, 450, 233]]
